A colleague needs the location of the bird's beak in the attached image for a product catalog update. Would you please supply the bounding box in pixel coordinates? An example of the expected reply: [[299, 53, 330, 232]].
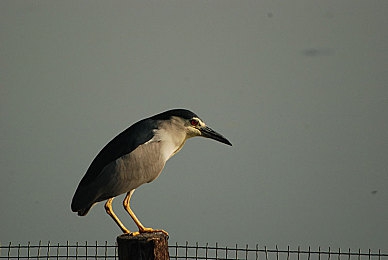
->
[[200, 126, 232, 146]]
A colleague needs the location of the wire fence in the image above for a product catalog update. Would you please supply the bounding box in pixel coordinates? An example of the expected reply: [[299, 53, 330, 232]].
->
[[0, 241, 387, 260]]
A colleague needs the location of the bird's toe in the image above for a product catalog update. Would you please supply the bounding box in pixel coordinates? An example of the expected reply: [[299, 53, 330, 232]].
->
[[129, 231, 140, 236], [138, 227, 169, 237]]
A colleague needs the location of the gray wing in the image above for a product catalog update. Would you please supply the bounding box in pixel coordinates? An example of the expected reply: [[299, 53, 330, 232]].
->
[[71, 118, 157, 213]]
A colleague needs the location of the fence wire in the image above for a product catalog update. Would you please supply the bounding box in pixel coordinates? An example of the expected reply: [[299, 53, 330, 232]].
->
[[0, 241, 386, 260]]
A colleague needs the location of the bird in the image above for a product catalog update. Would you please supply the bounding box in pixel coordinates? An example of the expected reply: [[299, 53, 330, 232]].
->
[[71, 108, 232, 236]]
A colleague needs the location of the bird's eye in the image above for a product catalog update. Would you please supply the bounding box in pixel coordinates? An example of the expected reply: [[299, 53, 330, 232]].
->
[[190, 119, 199, 126]]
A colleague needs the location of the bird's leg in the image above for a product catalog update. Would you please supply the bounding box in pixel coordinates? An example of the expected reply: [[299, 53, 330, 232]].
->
[[104, 198, 131, 234], [123, 190, 169, 236]]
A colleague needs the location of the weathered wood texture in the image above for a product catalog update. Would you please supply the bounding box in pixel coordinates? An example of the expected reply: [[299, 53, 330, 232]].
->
[[117, 232, 169, 260]]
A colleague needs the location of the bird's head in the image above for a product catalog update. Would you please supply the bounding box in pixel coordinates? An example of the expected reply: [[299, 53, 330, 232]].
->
[[153, 109, 232, 146], [183, 116, 232, 146]]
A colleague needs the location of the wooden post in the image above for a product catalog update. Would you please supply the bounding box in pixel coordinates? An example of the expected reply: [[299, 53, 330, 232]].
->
[[117, 232, 169, 260]]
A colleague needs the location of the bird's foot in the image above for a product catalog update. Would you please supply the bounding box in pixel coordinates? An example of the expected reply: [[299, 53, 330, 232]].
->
[[129, 231, 140, 236], [121, 228, 132, 234], [130, 227, 169, 237], [142, 228, 169, 236]]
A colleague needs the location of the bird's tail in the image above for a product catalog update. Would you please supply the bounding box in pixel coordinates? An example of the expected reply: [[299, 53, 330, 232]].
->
[[71, 186, 97, 216], [76, 204, 94, 216]]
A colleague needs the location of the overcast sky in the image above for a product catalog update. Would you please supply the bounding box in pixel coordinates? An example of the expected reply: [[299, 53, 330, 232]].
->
[[1, 0, 387, 252]]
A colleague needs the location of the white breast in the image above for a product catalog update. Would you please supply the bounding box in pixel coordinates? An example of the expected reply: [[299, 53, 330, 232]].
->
[[145, 120, 188, 161]]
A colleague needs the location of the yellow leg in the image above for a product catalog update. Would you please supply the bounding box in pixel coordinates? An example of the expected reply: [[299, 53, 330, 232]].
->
[[123, 189, 168, 236], [104, 198, 131, 234]]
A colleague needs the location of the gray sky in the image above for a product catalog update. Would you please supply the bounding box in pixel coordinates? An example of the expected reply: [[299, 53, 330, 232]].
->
[[1, 0, 387, 252]]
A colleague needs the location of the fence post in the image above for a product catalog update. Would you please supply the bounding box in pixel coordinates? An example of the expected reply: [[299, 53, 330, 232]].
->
[[117, 232, 169, 260]]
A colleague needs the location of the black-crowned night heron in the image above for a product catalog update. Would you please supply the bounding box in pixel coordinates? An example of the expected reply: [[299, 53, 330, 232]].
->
[[71, 109, 232, 236]]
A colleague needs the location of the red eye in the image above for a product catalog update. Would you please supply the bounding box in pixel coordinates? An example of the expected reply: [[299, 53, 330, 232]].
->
[[190, 119, 199, 126]]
